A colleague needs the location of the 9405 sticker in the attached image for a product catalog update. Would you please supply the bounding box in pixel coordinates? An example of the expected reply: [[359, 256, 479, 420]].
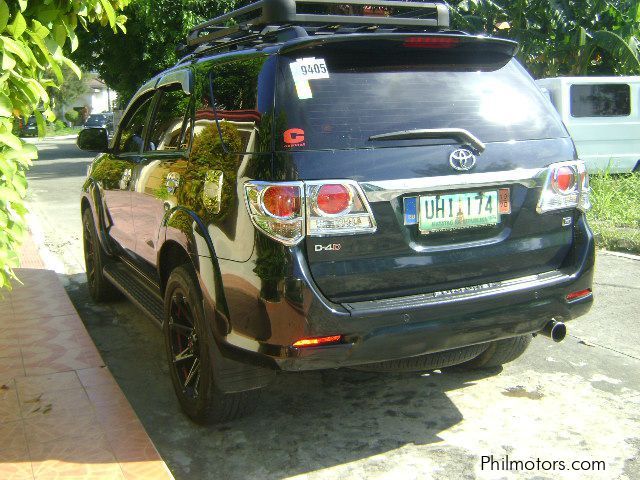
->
[[289, 57, 330, 99]]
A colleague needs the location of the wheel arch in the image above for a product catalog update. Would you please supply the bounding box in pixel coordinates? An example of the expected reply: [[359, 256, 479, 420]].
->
[[159, 207, 231, 325], [159, 211, 275, 394], [158, 240, 194, 295], [81, 181, 112, 256]]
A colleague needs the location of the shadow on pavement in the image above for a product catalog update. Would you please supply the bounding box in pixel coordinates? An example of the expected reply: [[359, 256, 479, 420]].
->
[[62, 272, 501, 480], [28, 161, 91, 179]]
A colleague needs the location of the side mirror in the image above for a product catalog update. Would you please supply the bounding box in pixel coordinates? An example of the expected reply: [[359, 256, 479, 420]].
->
[[77, 127, 109, 152]]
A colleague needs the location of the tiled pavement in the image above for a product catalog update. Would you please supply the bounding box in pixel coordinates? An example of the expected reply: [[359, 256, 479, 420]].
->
[[0, 235, 174, 480]]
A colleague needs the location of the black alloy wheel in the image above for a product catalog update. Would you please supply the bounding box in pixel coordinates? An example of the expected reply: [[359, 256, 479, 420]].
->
[[163, 265, 259, 424], [167, 290, 202, 400], [82, 208, 119, 302], [83, 219, 96, 288]]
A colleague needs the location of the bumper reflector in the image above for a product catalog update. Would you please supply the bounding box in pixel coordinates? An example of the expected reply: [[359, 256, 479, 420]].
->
[[293, 335, 342, 348], [566, 288, 592, 301]]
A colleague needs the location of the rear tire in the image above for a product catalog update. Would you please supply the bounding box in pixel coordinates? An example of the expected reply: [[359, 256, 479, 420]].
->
[[163, 264, 259, 424], [352, 343, 489, 373], [459, 335, 532, 370], [82, 208, 119, 302]]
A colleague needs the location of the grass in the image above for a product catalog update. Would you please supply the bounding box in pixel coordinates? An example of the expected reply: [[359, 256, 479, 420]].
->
[[587, 172, 640, 254]]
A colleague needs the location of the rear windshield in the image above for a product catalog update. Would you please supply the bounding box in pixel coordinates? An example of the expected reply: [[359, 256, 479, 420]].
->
[[275, 40, 567, 151]]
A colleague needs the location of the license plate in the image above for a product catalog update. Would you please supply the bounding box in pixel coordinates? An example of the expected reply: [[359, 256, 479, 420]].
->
[[418, 190, 503, 233]]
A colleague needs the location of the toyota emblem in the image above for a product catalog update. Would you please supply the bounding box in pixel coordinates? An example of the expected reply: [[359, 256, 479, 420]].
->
[[449, 148, 477, 171]]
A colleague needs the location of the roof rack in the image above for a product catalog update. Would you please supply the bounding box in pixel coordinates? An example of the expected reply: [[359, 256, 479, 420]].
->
[[186, 0, 450, 48]]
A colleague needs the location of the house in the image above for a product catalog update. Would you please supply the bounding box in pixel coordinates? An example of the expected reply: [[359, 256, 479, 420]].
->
[[61, 76, 116, 122]]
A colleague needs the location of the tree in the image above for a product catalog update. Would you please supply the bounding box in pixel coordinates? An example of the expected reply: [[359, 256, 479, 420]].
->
[[449, 0, 640, 78], [64, 109, 79, 124], [73, 0, 235, 105], [50, 65, 91, 118], [0, 0, 129, 290]]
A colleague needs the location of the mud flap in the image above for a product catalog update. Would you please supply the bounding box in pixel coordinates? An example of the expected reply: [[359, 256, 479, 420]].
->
[[210, 339, 276, 393]]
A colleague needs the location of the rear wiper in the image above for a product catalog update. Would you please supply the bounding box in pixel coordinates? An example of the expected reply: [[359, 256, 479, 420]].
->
[[368, 128, 486, 153]]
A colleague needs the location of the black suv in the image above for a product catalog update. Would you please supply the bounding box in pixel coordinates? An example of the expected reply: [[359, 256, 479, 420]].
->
[[78, 0, 594, 423]]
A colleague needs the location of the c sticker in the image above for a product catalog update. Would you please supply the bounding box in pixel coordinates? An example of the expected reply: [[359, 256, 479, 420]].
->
[[283, 128, 305, 147]]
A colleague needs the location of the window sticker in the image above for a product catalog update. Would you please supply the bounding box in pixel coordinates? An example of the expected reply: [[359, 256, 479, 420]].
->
[[289, 57, 330, 100], [283, 128, 305, 147]]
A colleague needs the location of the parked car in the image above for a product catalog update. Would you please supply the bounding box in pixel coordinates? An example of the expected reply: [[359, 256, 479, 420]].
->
[[77, 0, 594, 424], [18, 115, 38, 137], [536, 76, 640, 173], [84, 112, 114, 133]]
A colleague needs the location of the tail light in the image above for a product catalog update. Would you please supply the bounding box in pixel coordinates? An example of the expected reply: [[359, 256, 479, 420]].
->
[[537, 161, 591, 214], [244, 180, 376, 246], [553, 166, 576, 193], [315, 184, 351, 215], [306, 180, 376, 236], [244, 181, 304, 246], [262, 186, 301, 218], [576, 162, 591, 212]]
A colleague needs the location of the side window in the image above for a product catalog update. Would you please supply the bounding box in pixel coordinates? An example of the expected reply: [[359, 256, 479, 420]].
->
[[570, 84, 631, 117], [146, 85, 191, 151], [117, 96, 152, 153], [192, 56, 267, 153]]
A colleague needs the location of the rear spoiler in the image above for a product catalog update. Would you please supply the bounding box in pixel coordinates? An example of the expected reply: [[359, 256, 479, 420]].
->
[[279, 33, 519, 57]]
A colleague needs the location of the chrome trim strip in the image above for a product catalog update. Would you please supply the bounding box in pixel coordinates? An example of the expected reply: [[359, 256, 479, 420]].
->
[[344, 270, 566, 313], [361, 168, 545, 203]]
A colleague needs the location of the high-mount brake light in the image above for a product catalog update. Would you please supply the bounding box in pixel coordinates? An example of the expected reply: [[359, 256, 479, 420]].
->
[[537, 161, 591, 214], [403, 36, 460, 49], [244, 180, 377, 245]]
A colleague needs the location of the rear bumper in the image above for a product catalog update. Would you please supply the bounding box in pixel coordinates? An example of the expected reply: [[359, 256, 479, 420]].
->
[[223, 215, 595, 371], [276, 272, 593, 370]]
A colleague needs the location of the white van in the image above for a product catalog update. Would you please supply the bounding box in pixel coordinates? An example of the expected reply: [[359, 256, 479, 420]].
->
[[536, 76, 640, 173]]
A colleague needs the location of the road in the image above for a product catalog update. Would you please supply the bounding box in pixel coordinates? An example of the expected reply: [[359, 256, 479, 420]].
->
[[25, 135, 89, 273], [25, 137, 640, 480]]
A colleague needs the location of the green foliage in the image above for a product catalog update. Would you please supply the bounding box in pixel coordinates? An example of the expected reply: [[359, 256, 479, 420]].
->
[[0, 0, 128, 290], [449, 0, 640, 77], [64, 109, 79, 123], [73, 0, 640, 103], [52, 65, 90, 116], [44, 122, 80, 137], [587, 172, 640, 253], [73, 0, 235, 105]]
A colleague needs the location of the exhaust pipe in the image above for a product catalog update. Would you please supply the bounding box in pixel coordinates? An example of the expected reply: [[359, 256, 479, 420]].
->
[[539, 319, 567, 343]]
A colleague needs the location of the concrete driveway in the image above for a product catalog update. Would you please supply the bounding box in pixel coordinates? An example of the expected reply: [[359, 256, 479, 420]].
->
[[25, 137, 640, 479]]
